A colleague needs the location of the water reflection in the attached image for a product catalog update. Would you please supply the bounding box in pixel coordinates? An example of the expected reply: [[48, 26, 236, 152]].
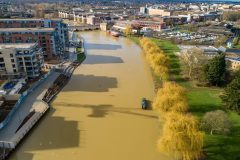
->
[[63, 74, 118, 92], [84, 55, 123, 64], [53, 102, 158, 119], [86, 43, 122, 50], [10, 107, 81, 159]]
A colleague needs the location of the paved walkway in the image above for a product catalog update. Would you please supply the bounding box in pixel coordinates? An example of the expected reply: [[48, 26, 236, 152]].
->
[[0, 72, 59, 142]]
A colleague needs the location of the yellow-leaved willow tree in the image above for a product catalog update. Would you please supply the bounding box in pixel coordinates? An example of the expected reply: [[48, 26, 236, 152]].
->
[[158, 112, 203, 160], [153, 82, 203, 160], [124, 25, 132, 36], [153, 82, 188, 115], [140, 37, 203, 160], [139, 38, 169, 81]]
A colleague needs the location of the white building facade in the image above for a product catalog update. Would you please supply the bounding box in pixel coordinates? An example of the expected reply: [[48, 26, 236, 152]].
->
[[0, 43, 44, 79]]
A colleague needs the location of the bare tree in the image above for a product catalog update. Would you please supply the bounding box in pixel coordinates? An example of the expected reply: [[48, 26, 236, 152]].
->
[[181, 47, 207, 80]]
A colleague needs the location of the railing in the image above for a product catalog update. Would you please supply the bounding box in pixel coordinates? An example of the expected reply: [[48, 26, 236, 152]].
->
[[0, 141, 14, 149], [0, 100, 49, 160], [0, 70, 54, 130], [10, 101, 49, 149]]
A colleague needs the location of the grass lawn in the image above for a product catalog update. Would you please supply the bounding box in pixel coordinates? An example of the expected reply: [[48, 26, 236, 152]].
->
[[128, 36, 140, 45], [151, 38, 240, 160], [77, 53, 86, 62], [204, 111, 240, 160], [130, 36, 240, 160], [235, 44, 240, 49], [76, 47, 82, 53]]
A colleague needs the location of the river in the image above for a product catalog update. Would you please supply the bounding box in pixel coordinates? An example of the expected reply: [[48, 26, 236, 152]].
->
[[9, 31, 171, 160]]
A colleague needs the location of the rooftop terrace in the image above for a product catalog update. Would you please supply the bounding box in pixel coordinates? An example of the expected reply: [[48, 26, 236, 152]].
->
[[0, 28, 55, 33], [0, 43, 37, 50]]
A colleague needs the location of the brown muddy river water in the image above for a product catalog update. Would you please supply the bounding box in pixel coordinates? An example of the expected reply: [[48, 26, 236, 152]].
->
[[10, 31, 171, 160]]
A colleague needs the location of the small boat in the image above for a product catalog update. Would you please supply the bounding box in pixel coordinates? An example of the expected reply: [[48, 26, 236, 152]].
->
[[110, 31, 120, 37], [141, 98, 148, 110]]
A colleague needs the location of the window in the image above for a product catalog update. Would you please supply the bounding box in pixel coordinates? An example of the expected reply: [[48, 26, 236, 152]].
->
[[10, 54, 13, 57], [13, 69, 17, 73], [11, 59, 14, 63], [12, 64, 15, 68]]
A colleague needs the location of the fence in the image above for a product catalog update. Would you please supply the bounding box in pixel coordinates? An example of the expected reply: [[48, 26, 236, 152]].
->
[[0, 70, 54, 130], [10, 100, 49, 149], [0, 100, 49, 160]]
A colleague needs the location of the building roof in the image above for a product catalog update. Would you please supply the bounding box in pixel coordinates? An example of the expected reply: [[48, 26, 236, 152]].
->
[[0, 18, 62, 21], [0, 28, 55, 32], [226, 57, 240, 62], [0, 43, 37, 49]]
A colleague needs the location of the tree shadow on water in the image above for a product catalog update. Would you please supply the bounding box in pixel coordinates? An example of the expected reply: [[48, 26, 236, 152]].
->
[[63, 74, 118, 92], [54, 103, 158, 119], [8, 107, 82, 160], [84, 55, 124, 65], [86, 43, 122, 50]]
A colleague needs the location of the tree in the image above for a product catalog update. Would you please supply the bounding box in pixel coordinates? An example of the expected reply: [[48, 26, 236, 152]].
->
[[139, 38, 149, 47], [221, 73, 240, 113], [142, 41, 154, 53], [124, 25, 132, 36], [153, 82, 188, 115], [139, 38, 169, 80], [147, 45, 162, 55], [153, 65, 169, 81], [200, 110, 232, 135], [147, 53, 169, 69], [151, 53, 169, 67], [204, 53, 226, 86], [232, 37, 239, 46], [35, 4, 45, 18], [214, 35, 228, 47], [222, 11, 240, 22], [181, 47, 208, 80], [158, 113, 203, 160]]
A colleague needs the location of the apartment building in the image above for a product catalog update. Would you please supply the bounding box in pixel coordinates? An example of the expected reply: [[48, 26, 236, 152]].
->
[[0, 28, 63, 60], [87, 16, 101, 25], [0, 43, 44, 79], [0, 19, 69, 56], [148, 8, 172, 16], [226, 57, 240, 70], [132, 20, 166, 31], [113, 20, 165, 32]]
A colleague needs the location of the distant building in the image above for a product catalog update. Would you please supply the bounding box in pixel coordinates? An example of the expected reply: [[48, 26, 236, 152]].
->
[[0, 43, 44, 79], [226, 57, 240, 70], [100, 23, 111, 31], [58, 11, 74, 20], [86, 16, 100, 25], [113, 20, 165, 32], [191, 12, 221, 22], [178, 45, 220, 57], [148, 8, 172, 16], [140, 7, 147, 14]]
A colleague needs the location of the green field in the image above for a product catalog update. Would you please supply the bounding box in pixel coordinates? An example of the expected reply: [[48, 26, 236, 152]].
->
[[153, 38, 240, 160], [235, 44, 240, 49], [131, 36, 240, 160], [76, 47, 82, 53]]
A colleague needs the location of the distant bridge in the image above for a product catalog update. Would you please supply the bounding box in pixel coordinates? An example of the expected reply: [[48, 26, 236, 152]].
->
[[69, 25, 100, 31]]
